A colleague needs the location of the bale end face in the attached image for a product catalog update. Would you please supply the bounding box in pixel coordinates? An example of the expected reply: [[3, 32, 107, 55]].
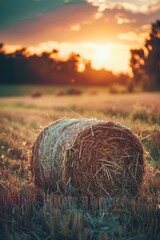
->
[[65, 122, 144, 197]]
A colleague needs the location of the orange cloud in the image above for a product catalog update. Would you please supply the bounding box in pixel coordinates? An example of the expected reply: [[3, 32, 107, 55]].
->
[[118, 31, 149, 45], [1, 0, 159, 75], [71, 24, 81, 31], [115, 14, 136, 25]]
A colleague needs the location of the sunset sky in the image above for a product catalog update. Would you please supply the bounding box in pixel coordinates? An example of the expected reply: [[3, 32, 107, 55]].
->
[[0, 0, 160, 73]]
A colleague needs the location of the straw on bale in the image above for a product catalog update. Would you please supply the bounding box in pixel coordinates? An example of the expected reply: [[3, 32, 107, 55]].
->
[[31, 118, 144, 197]]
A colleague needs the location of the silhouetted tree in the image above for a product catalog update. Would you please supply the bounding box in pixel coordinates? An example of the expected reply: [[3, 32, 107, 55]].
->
[[13, 47, 28, 59], [144, 20, 160, 90], [0, 43, 6, 83], [0, 42, 129, 86], [0, 43, 4, 52], [130, 20, 160, 91], [51, 49, 59, 59], [130, 49, 144, 83]]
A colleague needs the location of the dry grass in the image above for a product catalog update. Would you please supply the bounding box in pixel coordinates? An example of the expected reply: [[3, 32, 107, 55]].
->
[[0, 90, 160, 239]]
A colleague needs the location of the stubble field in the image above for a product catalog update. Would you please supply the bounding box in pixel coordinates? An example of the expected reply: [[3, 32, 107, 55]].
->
[[0, 87, 160, 240]]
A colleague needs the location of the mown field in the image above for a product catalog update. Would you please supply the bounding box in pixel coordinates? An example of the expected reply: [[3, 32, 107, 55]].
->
[[0, 86, 160, 240]]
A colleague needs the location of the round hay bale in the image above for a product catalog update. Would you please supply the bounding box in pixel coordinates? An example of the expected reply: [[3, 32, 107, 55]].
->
[[31, 118, 144, 197], [31, 91, 42, 98]]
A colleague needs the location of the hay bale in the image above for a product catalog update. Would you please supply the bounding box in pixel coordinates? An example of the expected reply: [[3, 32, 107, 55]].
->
[[67, 88, 82, 95], [55, 91, 65, 96], [31, 91, 42, 98], [31, 118, 144, 197]]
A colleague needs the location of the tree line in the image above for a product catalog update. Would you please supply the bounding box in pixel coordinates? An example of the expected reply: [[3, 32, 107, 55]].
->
[[0, 44, 129, 87], [0, 20, 159, 91]]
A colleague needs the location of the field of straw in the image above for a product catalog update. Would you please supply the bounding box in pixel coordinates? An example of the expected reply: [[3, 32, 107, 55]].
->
[[0, 87, 160, 240]]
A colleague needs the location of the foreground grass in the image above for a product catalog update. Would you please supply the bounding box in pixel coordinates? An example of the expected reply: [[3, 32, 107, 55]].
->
[[0, 187, 160, 240], [0, 91, 160, 239]]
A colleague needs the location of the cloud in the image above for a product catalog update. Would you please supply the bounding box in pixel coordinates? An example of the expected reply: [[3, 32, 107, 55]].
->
[[86, 0, 160, 13], [0, 2, 98, 45], [87, 0, 138, 12], [1, 0, 160, 31], [94, 12, 103, 19], [118, 31, 148, 43], [0, 0, 160, 48], [115, 14, 136, 25], [146, 0, 160, 12], [71, 24, 81, 31], [0, 0, 85, 29]]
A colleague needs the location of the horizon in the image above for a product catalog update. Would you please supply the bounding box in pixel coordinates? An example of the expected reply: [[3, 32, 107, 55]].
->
[[0, 0, 160, 73]]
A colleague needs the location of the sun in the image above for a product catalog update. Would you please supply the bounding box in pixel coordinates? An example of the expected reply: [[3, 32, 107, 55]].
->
[[91, 45, 110, 70]]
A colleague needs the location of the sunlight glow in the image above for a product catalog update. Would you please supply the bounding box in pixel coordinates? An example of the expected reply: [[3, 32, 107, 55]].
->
[[91, 45, 110, 70], [5, 42, 131, 73], [77, 62, 85, 72]]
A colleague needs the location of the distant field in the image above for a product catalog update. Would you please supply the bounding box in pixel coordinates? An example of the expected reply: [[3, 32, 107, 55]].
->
[[0, 84, 108, 97], [0, 84, 67, 96], [0, 89, 160, 239]]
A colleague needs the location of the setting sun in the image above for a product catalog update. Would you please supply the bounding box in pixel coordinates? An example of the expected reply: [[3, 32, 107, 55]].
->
[[91, 45, 110, 70]]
